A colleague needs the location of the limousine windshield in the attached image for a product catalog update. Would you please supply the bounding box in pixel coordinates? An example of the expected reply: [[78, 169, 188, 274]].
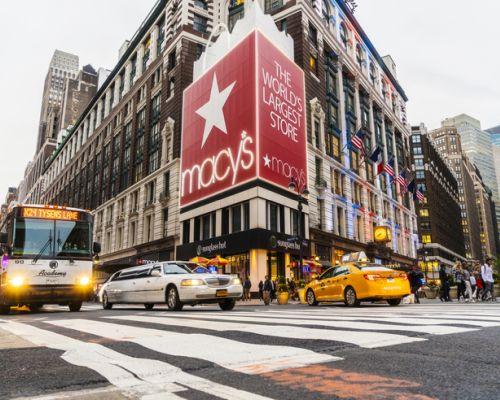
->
[[163, 264, 192, 274]]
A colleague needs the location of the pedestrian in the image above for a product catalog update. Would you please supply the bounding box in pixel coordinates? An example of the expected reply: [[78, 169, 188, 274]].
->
[[463, 266, 473, 302], [243, 276, 252, 301], [258, 280, 263, 300], [474, 265, 484, 301], [271, 279, 277, 303], [439, 264, 451, 302], [481, 258, 495, 301], [408, 267, 423, 304], [454, 262, 466, 302], [469, 270, 477, 302], [289, 279, 297, 300], [262, 275, 273, 306]]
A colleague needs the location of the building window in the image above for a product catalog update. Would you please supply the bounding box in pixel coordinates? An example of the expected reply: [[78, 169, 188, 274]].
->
[[194, 0, 208, 10], [412, 135, 421, 143], [414, 158, 424, 167], [129, 221, 137, 246], [182, 220, 190, 244], [243, 202, 250, 230], [279, 19, 287, 32], [168, 77, 175, 98], [265, 0, 283, 12], [232, 204, 242, 233], [356, 44, 365, 68], [193, 14, 208, 33], [202, 214, 211, 240], [163, 208, 169, 237], [145, 181, 155, 206], [194, 217, 201, 242], [413, 146, 422, 155], [419, 209, 429, 217], [221, 207, 229, 235], [422, 234, 432, 244], [339, 22, 348, 48], [168, 50, 176, 71], [309, 54, 318, 75], [195, 44, 205, 60], [416, 170, 425, 180], [228, 3, 244, 32], [308, 23, 318, 47]]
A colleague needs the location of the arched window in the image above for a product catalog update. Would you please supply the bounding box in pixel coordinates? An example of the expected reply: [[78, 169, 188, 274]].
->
[[369, 61, 376, 84], [339, 22, 348, 48], [355, 43, 365, 68], [321, 0, 330, 23]]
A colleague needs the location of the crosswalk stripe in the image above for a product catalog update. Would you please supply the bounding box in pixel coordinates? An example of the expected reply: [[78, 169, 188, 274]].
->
[[243, 311, 500, 327], [46, 318, 336, 374], [110, 313, 466, 338], [135, 313, 425, 348], [0, 320, 272, 400]]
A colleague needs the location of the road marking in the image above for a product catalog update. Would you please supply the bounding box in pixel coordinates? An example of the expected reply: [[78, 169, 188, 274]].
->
[[47, 318, 336, 374], [137, 313, 476, 335], [245, 310, 500, 327], [129, 314, 425, 348], [0, 320, 272, 400]]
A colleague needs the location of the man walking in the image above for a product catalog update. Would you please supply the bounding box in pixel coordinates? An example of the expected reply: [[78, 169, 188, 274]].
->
[[262, 276, 273, 306], [243, 276, 252, 301], [408, 267, 423, 304], [439, 264, 451, 302], [481, 258, 495, 301]]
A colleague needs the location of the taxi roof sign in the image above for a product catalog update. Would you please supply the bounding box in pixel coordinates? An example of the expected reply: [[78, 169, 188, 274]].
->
[[341, 252, 369, 264]]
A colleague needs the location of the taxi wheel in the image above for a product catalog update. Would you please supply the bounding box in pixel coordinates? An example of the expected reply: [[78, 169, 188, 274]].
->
[[28, 303, 44, 312], [387, 298, 402, 306], [69, 301, 82, 312], [344, 287, 360, 307], [0, 304, 10, 315], [219, 299, 236, 311], [102, 292, 113, 310], [144, 303, 154, 310], [306, 289, 318, 306], [167, 286, 184, 311]]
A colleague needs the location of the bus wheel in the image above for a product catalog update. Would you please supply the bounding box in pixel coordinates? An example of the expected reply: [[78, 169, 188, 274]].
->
[[0, 304, 10, 315], [69, 301, 82, 312]]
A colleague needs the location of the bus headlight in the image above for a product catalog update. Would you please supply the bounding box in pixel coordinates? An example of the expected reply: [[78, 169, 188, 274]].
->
[[10, 276, 24, 287], [180, 279, 205, 286], [79, 276, 91, 286]]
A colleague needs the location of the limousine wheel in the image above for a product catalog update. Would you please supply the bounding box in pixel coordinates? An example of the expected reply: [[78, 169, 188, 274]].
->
[[28, 303, 44, 312], [167, 286, 183, 311], [102, 292, 113, 310], [219, 299, 236, 311], [144, 303, 154, 311], [69, 301, 82, 312], [0, 304, 10, 315]]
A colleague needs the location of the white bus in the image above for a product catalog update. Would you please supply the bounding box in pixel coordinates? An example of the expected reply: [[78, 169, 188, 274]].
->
[[0, 204, 100, 314]]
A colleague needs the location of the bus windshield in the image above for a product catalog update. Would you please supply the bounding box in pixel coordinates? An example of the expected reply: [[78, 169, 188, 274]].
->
[[13, 218, 91, 258]]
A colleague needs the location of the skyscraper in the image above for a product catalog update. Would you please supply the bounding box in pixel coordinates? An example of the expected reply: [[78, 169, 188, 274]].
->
[[36, 50, 79, 152], [442, 114, 499, 237]]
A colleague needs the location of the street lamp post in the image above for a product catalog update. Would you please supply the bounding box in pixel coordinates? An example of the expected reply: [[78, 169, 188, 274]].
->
[[289, 177, 309, 280]]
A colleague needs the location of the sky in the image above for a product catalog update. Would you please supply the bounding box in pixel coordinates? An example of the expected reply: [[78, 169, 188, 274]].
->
[[1, 0, 499, 202]]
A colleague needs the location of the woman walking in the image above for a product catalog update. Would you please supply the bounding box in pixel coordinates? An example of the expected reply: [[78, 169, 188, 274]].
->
[[454, 262, 466, 302]]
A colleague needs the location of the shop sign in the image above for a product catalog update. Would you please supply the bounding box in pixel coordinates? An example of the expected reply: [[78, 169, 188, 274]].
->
[[180, 30, 307, 208], [176, 229, 310, 260]]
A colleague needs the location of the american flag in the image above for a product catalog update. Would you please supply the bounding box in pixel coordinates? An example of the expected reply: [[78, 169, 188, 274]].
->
[[416, 190, 425, 202], [383, 158, 395, 177], [397, 169, 408, 193], [350, 130, 366, 152]]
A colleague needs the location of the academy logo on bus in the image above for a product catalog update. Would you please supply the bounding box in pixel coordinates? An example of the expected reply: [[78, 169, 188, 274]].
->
[[180, 30, 307, 208]]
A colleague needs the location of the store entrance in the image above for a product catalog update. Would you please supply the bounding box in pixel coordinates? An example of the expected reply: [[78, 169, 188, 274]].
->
[[267, 251, 285, 280]]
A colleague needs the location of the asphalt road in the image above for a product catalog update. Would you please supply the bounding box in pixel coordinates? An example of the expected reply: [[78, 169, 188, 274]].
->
[[0, 301, 499, 400]]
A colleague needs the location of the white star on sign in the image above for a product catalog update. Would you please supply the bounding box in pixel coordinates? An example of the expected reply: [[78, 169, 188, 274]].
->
[[196, 73, 236, 148], [263, 154, 271, 167]]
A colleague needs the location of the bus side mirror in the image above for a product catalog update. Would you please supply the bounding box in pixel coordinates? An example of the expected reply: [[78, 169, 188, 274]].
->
[[0, 232, 7, 245], [93, 242, 101, 254]]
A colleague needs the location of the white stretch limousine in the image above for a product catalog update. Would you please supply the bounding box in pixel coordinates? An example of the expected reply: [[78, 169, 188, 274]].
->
[[100, 261, 243, 311]]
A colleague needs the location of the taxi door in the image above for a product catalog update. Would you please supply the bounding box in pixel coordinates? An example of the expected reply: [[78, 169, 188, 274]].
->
[[316, 268, 337, 300], [329, 266, 351, 300]]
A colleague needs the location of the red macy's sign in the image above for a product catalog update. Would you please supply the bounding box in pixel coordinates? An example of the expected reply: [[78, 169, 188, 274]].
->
[[180, 30, 307, 208]]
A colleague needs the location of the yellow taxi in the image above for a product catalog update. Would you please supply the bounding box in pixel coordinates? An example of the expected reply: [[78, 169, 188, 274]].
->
[[305, 264, 410, 307]]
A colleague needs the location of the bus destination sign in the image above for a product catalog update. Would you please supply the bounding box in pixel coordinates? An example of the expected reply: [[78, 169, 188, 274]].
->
[[22, 207, 80, 221]]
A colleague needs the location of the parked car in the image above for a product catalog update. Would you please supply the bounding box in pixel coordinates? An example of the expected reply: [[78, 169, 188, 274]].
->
[[99, 261, 243, 311], [305, 264, 410, 307]]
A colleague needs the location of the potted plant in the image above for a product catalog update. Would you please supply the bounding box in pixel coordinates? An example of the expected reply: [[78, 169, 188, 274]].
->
[[277, 278, 289, 305], [297, 280, 307, 304], [424, 280, 440, 299]]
